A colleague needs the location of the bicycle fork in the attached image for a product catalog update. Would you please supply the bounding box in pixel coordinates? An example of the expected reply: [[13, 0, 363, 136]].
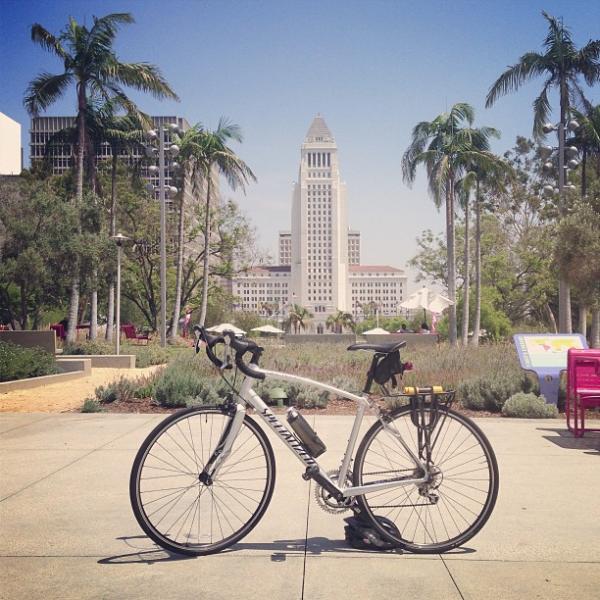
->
[[198, 402, 246, 485]]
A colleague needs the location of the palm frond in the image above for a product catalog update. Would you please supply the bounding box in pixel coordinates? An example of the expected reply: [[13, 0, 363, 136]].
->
[[576, 41, 600, 86], [88, 13, 134, 49], [532, 80, 552, 139], [215, 117, 243, 144], [485, 52, 547, 107], [449, 102, 475, 127], [104, 61, 179, 100], [31, 24, 69, 60], [24, 71, 73, 114]]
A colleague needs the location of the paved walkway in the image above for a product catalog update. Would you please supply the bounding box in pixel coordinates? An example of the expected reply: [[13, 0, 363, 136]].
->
[[0, 366, 162, 413], [0, 413, 598, 599]]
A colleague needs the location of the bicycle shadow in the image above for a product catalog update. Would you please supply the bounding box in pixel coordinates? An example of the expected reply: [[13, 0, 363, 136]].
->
[[538, 427, 600, 455], [98, 535, 474, 565]]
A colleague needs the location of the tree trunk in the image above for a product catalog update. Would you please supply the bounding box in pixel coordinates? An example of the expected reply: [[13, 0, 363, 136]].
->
[[105, 152, 118, 342], [557, 82, 572, 333], [591, 309, 600, 349], [170, 177, 187, 339], [581, 147, 587, 198], [66, 88, 86, 344], [199, 173, 212, 327], [446, 176, 457, 346], [19, 284, 28, 330], [472, 180, 482, 346], [461, 189, 470, 345], [89, 286, 98, 340], [578, 304, 587, 338], [546, 303, 558, 334]]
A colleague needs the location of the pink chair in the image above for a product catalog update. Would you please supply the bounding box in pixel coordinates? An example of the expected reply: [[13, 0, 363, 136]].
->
[[120, 324, 150, 345], [50, 323, 66, 341], [566, 348, 600, 437]]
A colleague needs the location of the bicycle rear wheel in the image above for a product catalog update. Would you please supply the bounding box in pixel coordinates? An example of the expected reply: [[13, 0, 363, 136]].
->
[[130, 405, 276, 556], [353, 406, 498, 553]]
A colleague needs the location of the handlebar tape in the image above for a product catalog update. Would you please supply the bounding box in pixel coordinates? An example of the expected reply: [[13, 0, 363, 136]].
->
[[194, 325, 265, 380]]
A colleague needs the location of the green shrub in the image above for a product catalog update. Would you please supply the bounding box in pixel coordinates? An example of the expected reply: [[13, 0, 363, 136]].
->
[[458, 370, 535, 412], [81, 398, 104, 413], [153, 355, 226, 408], [63, 339, 113, 355], [131, 345, 170, 368], [133, 373, 159, 399], [0, 341, 58, 382], [284, 383, 329, 409], [502, 392, 558, 418], [94, 376, 137, 404]]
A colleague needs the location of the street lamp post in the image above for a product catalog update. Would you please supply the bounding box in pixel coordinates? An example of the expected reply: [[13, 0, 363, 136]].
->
[[110, 233, 131, 355], [145, 124, 180, 347], [541, 118, 580, 333]]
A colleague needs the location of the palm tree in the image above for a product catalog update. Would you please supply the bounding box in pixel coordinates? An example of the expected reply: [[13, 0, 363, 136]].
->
[[286, 304, 313, 334], [458, 151, 512, 346], [402, 103, 503, 345], [24, 12, 178, 342], [100, 107, 148, 342], [189, 120, 256, 327], [169, 124, 203, 340], [326, 310, 355, 333], [568, 105, 600, 337], [485, 11, 600, 333], [455, 178, 473, 345], [46, 101, 148, 341]]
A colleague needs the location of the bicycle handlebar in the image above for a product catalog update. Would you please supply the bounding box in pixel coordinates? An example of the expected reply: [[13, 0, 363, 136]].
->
[[194, 325, 265, 380]]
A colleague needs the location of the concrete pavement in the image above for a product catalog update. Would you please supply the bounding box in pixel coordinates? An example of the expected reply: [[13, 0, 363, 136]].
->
[[0, 412, 599, 599]]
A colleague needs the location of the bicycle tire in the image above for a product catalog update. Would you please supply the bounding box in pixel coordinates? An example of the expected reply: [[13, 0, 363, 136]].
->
[[130, 405, 276, 556], [353, 405, 498, 553]]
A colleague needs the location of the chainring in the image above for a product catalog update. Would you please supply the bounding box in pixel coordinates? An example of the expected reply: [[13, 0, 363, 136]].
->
[[314, 469, 354, 514]]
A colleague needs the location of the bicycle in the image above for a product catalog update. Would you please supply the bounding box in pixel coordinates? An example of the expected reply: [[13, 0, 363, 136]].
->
[[129, 326, 499, 556]]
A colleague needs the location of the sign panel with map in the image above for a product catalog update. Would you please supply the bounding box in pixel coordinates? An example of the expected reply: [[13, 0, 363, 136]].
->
[[513, 334, 588, 404]]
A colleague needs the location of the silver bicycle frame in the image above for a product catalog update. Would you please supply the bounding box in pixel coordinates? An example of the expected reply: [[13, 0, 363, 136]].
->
[[219, 365, 428, 499]]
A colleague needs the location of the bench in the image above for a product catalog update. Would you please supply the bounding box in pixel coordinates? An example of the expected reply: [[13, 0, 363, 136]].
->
[[566, 348, 600, 437], [120, 324, 150, 345]]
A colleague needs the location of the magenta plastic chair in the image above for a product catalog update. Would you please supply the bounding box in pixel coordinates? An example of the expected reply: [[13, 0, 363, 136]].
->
[[566, 348, 600, 437], [50, 323, 66, 341]]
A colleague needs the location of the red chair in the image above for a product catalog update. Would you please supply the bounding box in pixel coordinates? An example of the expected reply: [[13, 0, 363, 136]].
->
[[566, 348, 600, 437], [50, 323, 66, 341], [120, 324, 150, 345]]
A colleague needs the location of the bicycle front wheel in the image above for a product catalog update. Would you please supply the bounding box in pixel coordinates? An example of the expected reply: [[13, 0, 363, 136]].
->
[[354, 406, 498, 553], [130, 405, 276, 556]]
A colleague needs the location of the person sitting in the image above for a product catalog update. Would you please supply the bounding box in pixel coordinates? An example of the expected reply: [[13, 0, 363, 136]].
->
[[419, 322, 430, 334]]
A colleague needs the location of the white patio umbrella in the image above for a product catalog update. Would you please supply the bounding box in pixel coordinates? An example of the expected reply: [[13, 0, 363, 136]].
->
[[363, 327, 390, 335], [251, 325, 285, 334], [206, 323, 246, 336], [399, 287, 454, 320]]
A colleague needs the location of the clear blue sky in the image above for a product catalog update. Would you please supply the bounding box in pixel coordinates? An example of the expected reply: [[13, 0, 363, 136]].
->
[[1, 0, 598, 287]]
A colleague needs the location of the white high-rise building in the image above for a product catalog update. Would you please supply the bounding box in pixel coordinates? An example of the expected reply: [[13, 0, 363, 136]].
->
[[232, 116, 407, 331], [0, 112, 21, 175], [291, 115, 348, 318]]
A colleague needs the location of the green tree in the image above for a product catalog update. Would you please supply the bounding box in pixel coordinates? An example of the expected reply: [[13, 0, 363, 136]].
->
[[326, 310, 355, 333], [554, 202, 600, 347], [485, 11, 600, 333], [402, 103, 502, 345], [24, 12, 178, 341], [0, 179, 78, 329], [285, 304, 313, 334], [189, 120, 256, 327]]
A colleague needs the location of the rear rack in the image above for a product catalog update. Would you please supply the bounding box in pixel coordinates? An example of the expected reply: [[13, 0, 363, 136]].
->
[[385, 388, 456, 464]]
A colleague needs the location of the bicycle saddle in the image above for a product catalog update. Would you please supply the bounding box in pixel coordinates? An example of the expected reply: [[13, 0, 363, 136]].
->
[[347, 340, 406, 353]]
